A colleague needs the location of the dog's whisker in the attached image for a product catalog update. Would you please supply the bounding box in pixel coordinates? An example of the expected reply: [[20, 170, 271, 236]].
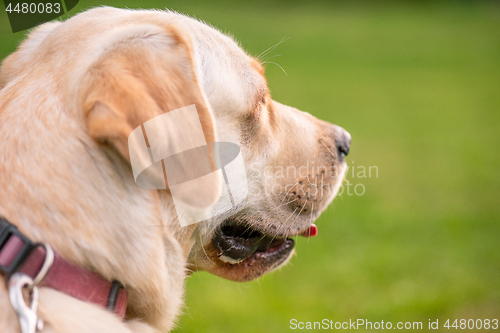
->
[[291, 200, 307, 225], [287, 202, 306, 239], [256, 36, 289, 60], [257, 45, 278, 60], [306, 175, 316, 187], [193, 246, 202, 284], [199, 234, 215, 265], [184, 305, 194, 321], [320, 140, 336, 159], [283, 207, 298, 225], [258, 234, 267, 243], [278, 197, 299, 208], [280, 181, 299, 204], [261, 61, 288, 76], [268, 235, 278, 245], [307, 203, 315, 244], [320, 174, 325, 199], [261, 54, 282, 63], [256, 277, 263, 293], [309, 202, 315, 223], [243, 225, 254, 235]]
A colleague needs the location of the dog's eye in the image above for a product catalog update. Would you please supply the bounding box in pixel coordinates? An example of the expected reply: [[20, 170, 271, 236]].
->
[[250, 89, 271, 123], [252, 98, 266, 121], [257, 97, 266, 109]]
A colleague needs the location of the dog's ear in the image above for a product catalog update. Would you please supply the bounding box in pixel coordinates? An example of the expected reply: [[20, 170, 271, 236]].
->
[[81, 24, 220, 209]]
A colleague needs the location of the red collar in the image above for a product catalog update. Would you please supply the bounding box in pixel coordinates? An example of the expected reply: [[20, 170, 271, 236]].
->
[[0, 218, 128, 318]]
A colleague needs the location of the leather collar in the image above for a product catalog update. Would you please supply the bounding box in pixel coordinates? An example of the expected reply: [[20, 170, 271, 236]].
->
[[0, 217, 128, 318]]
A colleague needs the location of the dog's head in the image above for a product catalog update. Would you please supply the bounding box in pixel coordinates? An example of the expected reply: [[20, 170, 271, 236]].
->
[[179, 14, 351, 281], [188, 98, 350, 281], [0, 7, 350, 285]]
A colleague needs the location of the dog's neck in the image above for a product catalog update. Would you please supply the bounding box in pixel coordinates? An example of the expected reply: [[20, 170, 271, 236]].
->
[[0, 79, 190, 330]]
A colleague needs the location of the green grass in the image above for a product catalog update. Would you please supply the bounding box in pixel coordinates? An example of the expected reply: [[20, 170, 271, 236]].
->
[[1, 1, 499, 332]]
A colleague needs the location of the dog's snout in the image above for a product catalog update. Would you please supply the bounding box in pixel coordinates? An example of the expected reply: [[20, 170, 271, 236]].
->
[[336, 128, 351, 158]]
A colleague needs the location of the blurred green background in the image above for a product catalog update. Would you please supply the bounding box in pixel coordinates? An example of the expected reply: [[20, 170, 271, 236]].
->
[[1, 1, 499, 332]]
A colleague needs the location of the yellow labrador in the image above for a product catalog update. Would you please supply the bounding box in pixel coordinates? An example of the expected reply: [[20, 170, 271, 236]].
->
[[0, 7, 350, 333]]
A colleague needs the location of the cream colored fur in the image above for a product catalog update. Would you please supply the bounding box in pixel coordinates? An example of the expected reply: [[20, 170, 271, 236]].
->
[[0, 6, 349, 332]]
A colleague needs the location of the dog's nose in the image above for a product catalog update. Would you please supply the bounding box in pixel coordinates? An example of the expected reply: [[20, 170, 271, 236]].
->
[[336, 127, 351, 158]]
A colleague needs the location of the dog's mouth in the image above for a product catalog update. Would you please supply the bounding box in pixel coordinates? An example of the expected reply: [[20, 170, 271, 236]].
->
[[191, 216, 320, 282], [212, 221, 317, 266]]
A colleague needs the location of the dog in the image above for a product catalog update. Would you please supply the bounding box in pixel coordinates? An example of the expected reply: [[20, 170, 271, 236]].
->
[[0, 6, 350, 332]]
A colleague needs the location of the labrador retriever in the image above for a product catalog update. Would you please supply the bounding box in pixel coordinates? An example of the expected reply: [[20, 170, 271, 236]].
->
[[0, 7, 350, 333]]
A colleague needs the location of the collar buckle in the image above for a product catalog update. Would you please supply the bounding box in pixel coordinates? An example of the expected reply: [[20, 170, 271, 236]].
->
[[0, 218, 35, 278]]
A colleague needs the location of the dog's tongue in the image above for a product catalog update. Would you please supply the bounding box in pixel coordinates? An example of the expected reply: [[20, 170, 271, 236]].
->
[[300, 224, 318, 238]]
